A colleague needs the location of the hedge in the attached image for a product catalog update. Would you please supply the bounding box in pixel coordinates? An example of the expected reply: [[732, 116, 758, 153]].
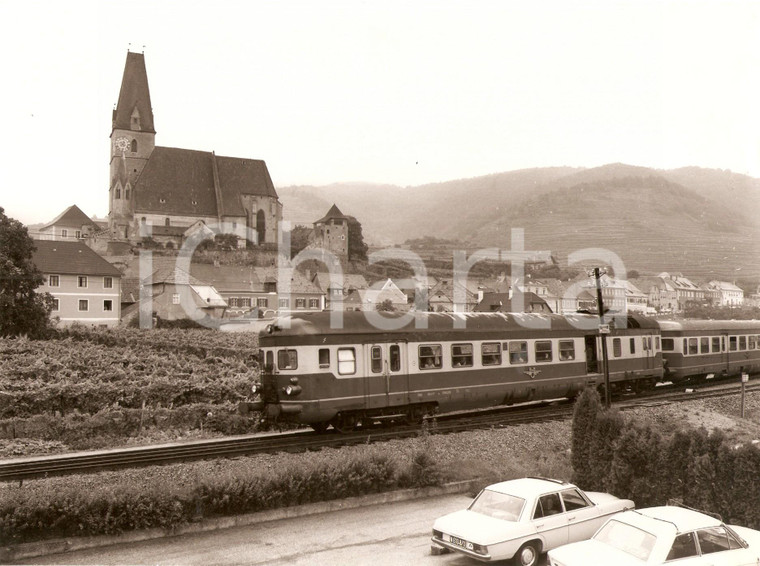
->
[[571, 388, 760, 528]]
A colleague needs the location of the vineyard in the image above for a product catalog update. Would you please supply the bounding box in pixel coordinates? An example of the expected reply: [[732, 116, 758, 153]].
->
[[0, 327, 261, 454]]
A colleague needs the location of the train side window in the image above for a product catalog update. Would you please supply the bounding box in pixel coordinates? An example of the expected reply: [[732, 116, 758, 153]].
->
[[452, 343, 473, 367], [277, 349, 298, 370], [700, 337, 710, 354], [643, 337, 649, 351], [751, 336, 758, 350], [712, 337, 721, 352], [739, 336, 747, 350], [730, 336, 737, 351], [419, 345, 442, 370], [688, 338, 698, 355], [319, 348, 330, 369], [481, 342, 502, 366], [371, 346, 383, 373], [390, 345, 401, 372], [722, 336, 726, 351], [655, 337, 660, 351], [662, 338, 674, 351], [613, 338, 622, 358], [535, 341, 552, 363], [265, 350, 274, 371], [630, 338, 636, 355], [509, 341, 528, 364], [559, 340, 575, 361], [337, 348, 356, 375]]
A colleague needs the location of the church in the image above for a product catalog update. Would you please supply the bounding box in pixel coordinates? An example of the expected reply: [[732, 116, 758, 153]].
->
[[109, 51, 282, 248]]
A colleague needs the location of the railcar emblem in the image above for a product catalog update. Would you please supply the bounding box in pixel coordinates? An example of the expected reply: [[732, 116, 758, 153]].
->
[[524, 367, 541, 379]]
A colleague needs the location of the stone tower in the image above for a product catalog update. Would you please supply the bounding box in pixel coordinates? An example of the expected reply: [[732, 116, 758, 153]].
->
[[109, 51, 155, 239]]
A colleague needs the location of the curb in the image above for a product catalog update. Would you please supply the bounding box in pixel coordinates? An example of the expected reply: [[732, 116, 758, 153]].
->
[[1, 479, 482, 562]]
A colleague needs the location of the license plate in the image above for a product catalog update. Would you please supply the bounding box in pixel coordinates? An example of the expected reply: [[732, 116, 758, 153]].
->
[[449, 535, 473, 550]]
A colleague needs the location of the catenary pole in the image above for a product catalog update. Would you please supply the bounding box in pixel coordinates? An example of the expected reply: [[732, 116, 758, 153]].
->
[[594, 267, 611, 409]]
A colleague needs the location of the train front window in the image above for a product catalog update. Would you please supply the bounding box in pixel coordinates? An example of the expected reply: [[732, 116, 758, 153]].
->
[[371, 346, 382, 373], [337, 348, 356, 375], [277, 349, 298, 370], [559, 340, 575, 361], [508, 341, 528, 364], [419, 345, 442, 370], [482, 342, 502, 366], [712, 337, 721, 352], [700, 337, 710, 354], [662, 338, 674, 351], [390, 345, 401, 372], [452, 343, 473, 367], [319, 348, 330, 369], [535, 341, 552, 363]]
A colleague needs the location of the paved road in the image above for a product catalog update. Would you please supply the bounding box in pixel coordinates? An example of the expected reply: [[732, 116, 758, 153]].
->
[[19, 494, 549, 566]]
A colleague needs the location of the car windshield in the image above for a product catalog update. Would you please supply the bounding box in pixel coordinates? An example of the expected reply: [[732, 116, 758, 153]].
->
[[468, 489, 525, 521], [594, 519, 657, 561]]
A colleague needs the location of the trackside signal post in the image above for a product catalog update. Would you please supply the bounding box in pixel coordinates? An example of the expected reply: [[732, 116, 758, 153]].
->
[[594, 267, 611, 409]]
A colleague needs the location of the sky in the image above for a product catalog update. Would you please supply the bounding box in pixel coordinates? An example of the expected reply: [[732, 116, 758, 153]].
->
[[2, 0, 759, 226]]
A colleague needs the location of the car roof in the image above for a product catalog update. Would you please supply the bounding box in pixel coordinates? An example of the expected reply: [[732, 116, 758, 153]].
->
[[486, 477, 573, 498], [616, 506, 722, 534]]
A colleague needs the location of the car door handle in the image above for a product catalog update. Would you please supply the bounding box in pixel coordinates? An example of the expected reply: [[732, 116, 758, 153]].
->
[[567, 516, 576, 521], [535, 523, 544, 529]]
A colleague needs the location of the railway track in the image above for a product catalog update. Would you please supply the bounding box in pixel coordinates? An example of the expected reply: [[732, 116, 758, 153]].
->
[[2, 381, 758, 482]]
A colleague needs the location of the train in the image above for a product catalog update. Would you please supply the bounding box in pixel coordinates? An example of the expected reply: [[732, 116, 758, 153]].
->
[[239, 311, 760, 433]]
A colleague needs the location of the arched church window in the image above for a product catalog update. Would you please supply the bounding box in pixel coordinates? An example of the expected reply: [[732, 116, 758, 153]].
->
[[131, 139, 137, 153], [115, 188, 121, 199], [165, 218, 170, 226], [125, 188, 130, 200]]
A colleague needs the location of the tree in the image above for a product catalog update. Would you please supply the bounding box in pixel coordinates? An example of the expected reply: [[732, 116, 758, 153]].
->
[[376, 299, 396, 312], [288, 225, 313, 258], [346, 216, 368, 262], [0, 207, 55, 337]]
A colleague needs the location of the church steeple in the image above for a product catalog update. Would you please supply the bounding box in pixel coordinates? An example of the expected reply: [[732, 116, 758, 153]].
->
[[112, 51, 155, 133]]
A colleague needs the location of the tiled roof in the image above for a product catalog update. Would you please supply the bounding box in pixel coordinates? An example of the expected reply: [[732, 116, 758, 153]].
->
[[133, 147, 277, 218], [147, 266, 207, 286], [113, 52, 155, 133], [190, 264, 262, 292], [314, 204, 347, 225], [32, 241, 122, 277], [41, 205, 96, 230]]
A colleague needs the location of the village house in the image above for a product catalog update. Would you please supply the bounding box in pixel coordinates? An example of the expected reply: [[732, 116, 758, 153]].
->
[[706, 280, 745, 307], [344, 279, 408, 311], [35, 205, 99, 242], [32, 240, 122, 327]]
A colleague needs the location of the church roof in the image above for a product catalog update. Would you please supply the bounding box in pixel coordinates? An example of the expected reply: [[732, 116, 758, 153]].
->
[[41, 205, 97, 230], [133, 147, 278, 218], [314, 204, 347, 225], [113, 51, 155, 133]]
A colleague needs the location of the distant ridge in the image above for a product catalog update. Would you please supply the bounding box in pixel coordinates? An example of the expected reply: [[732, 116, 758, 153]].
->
[[277, 164, 760, 278]]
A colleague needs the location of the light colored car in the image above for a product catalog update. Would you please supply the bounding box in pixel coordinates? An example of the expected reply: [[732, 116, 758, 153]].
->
[[547, 505, 760, 566], [431, 477, 635, 565]]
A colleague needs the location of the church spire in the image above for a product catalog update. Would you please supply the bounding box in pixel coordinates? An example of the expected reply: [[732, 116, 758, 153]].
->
[[112, 51, 155, 133]]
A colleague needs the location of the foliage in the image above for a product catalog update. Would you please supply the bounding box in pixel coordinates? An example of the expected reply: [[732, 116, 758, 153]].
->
[[683, 304, 760, 320], [376, 299, 396, 312], [288, 224, 313, 258], [570, 388, 600, 486], [0, 208, 55, 338], [347, 216, 368, 262], [0, 443, 442, 544]]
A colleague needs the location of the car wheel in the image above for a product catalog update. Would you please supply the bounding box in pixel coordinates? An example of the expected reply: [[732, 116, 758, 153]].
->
[[514, 541, 540, 566]]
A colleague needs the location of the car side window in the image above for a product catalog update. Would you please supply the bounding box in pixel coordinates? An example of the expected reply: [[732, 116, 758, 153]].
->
[[666, 532, 699, 560], [696, 526, 733, 554], [560, 489, 589, 511], [533, 493, 563, 519]]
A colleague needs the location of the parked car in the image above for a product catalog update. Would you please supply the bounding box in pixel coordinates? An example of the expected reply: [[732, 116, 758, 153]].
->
[[548, 505, 760, 565], [431, 477, 634, 565]]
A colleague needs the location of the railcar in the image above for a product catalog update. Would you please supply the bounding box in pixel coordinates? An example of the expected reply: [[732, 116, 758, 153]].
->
[[241, 311, 663, 432], [658, 320, 760, 382]]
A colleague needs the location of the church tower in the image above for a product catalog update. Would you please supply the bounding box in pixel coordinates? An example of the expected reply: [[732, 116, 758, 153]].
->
[[109, 51, 155, 239]]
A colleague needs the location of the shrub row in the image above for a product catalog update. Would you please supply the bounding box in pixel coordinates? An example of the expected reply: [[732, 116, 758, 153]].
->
[[0, 443, 443, 544], [571, 388, 760, 529]]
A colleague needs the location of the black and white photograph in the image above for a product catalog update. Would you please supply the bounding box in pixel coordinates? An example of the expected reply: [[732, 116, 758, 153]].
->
[[2, 1, 760, 565]]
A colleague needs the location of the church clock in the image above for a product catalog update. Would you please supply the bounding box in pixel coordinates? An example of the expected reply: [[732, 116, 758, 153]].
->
[[114, 136, 130, 152]]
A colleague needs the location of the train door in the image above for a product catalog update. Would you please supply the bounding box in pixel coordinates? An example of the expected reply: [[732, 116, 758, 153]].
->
[[643, 335, 655, 371], [584, 335, 599, 373], [364, 342, 408, 409]]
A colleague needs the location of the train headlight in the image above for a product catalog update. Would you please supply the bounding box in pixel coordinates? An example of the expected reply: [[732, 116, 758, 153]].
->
[[251, 383, 260, 395], [283, 385, 302, 396]]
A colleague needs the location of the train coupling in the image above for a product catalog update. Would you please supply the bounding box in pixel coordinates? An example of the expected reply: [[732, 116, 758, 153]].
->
[[238, 399, 264, 415]]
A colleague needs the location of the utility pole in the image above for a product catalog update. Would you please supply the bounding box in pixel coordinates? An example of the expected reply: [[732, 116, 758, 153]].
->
[[593, 267, 611, 409]]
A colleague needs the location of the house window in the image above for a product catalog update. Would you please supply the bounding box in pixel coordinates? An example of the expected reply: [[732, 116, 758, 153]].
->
[[61, 229, 68, 238], [103, 300, 113, 312], [257, 298, 268, 308], [309, 298, 320, 309], [75, 230, 82, 239], [279, 298, 289, 308], [103, 277, 113, 289], [49, 275, 60, 287], [228, 298, 239, 308], [165, 217, 170, 226], [172, 293, 181, 305], [77, 276, 88, 288], [52, 298, 59, 311], [240, 298, 252, 308], [78, 299, 89, 312], [296, 298, 306, 309]]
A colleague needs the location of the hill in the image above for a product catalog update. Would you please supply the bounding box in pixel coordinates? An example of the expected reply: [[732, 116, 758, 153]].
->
[[276, 164, 760, 278]]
